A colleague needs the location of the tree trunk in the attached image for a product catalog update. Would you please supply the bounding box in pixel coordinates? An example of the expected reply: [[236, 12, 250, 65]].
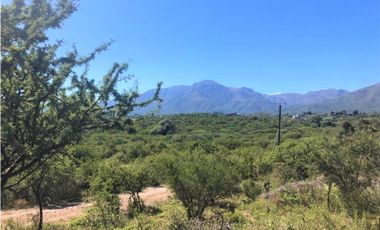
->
[[33, 179, 44, 230], [327, 181, 332, 211], [1, 176, 8, 190], [37, 194, 43, 230], [131, 193, 145, 212], [186, 205, 195, 219]]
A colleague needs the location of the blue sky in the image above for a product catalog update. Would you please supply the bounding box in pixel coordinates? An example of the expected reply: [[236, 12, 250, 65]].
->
[[12, 0, 380, 93]]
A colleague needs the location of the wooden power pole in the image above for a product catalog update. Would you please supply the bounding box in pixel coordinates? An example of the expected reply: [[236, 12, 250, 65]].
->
[[276, 104, 282, 145]]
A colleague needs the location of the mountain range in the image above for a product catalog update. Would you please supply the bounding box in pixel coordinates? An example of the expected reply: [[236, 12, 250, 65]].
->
[[134, 80, 380, 114]]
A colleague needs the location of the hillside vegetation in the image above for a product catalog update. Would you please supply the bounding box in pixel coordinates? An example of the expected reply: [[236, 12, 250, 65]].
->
[[1, 1, 379, 229], [3, 112, 380, 229]]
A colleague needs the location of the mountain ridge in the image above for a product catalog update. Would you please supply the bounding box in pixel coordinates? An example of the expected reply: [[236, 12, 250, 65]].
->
[[134, 81, 380, 114]]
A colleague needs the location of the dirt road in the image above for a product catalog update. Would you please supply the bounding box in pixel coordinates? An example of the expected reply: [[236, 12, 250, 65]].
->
[[1, 186, 171, 225]]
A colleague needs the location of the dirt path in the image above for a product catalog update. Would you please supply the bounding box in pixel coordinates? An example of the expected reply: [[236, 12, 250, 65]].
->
[[1, 186, 171, 225]]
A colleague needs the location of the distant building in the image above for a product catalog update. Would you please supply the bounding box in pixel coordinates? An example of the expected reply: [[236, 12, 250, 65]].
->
[[292, 113, 307, 120]]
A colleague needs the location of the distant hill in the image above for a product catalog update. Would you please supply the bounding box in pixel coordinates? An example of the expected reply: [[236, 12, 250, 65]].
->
[[133, 81, 380, 114], [292, 83, 380, 113], [269, 89, 349, 106]]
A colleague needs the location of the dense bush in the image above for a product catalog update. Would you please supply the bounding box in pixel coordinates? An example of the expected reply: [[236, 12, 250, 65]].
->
[[273, 138, 322, 184], [76, 162, 125, 228], [160, 149, 240, 219], [317, 130, 380, 216], [240, 179, 262, 201], [276, 183, 323, 207], [80, 191, 123, 228], [1, 158, 82, 209], [311, 115, 323, 127], [38, 160, 83, 205], [150, 119, 177, 135], [3, 113, 380, 229], [89, 162, 125, 195], [122, 163, 154, 216]]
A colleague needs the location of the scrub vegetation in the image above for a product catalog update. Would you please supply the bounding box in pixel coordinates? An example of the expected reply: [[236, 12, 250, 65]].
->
[[1, 1, 380, 229]]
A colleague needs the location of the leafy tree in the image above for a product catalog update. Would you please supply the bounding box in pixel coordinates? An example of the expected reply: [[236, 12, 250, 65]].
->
[[310, 115, 322, 127], [82, 190, 123, 229], [358, 119, 377, 133], [30, 166, 48, 230], [240, 179, 262, 201], [89, 161, 125, 195], [84, 161, 125, 228], [273, 139, 321, 184], [341, 121, 355, 136], [84, 161, 154, 225], [317, 130, 380, 216], [160, 149, 240, 219], [150, 119, 176, 135], [1, 0, 161, 189], [123, 163, 154, 215], [35, 157, 82, 204]]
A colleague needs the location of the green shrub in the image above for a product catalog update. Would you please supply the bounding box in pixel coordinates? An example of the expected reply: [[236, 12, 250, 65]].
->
[[160, 149, 240, 219], [79, 191, 123, 228], [150, 119, 176, 135], [277, 184, 322, 207], [317, 130, 380, 217], [240, 179, 262, 201], [122, 163, 154, 217], [273, 138, 321, 184], [76, 162, 125, 228], [89, 162, 124, 195]]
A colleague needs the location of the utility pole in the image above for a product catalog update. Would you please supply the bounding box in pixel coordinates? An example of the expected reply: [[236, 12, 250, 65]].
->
[[276, 104, 282, 145]]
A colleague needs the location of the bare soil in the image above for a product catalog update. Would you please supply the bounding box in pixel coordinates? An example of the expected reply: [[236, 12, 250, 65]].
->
[[1, 186, 171, 225]]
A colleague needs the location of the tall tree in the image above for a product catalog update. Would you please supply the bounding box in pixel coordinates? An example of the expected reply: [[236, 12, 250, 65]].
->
[[1, 0, 161, 190], [317, 130, 380, 216]]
